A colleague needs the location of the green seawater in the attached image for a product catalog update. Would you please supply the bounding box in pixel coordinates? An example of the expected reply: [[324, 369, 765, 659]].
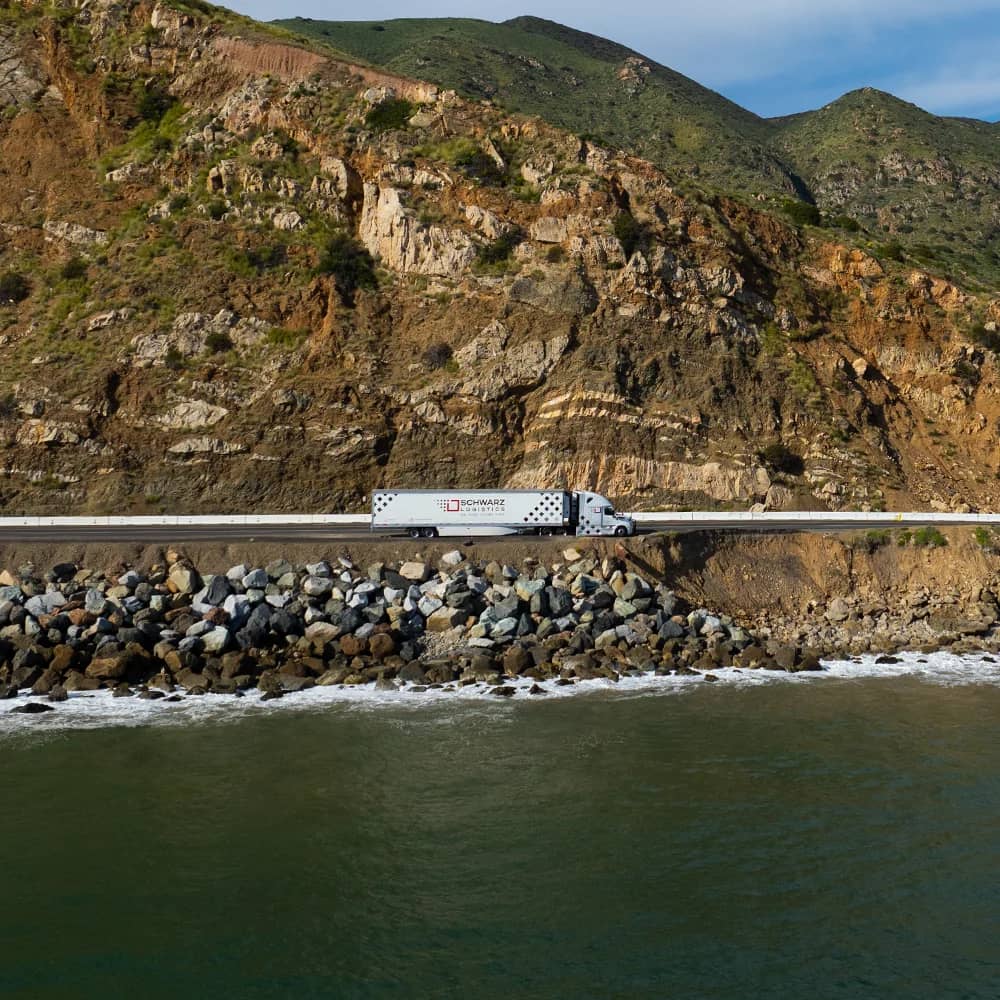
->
[[2, 678, 999, 999]]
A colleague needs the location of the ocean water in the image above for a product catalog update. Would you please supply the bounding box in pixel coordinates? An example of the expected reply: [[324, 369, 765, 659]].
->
[[2, 654, 999, 999]]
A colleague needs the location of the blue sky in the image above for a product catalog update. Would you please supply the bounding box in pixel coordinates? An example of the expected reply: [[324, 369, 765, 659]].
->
[[226, 0, 1000, 121]]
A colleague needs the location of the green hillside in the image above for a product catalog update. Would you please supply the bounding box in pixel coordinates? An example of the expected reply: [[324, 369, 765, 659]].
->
[[277, 15, 800, 200], [279, 15, 1000, 290], [773, 89, 1000, 285]]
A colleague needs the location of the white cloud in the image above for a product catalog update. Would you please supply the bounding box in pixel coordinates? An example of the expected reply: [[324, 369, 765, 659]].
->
[[868, 36, 1000, 117]]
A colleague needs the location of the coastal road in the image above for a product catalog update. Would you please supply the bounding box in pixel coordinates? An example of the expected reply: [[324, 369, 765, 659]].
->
[[0, 512, 998, 543]]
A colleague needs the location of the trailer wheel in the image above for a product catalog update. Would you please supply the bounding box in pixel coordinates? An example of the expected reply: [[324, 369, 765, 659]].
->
[[422, 527, 438, 538], [614, 526, 628, 537], [408, 528, 422, 539]]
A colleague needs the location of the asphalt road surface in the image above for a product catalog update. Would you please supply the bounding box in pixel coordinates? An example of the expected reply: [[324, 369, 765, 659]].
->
[[0, 516, 992, 544]]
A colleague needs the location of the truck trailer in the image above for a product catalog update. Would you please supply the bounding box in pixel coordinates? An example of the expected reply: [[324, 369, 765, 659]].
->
[[370, 489, 636, 538]]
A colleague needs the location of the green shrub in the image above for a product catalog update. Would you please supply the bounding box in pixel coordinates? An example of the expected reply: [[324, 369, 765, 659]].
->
[[830, 214, 861, 232], [864, 529, 891, 549], [168, 193, 190, 213], [452, 146, 506, 186], [365, 98, 415, 133], [204, 331, 233, 354], [0, 271, 29, 305], [613, 211, 643, 257], [316, 233, 378, 305], [229, 244, 286, 275], [877, 241, 905, 262], [757, 442, 805, 475], [759, 322, 785, 355], [953, 358, 980, 383], [266, 327, 308, 349], [164, 346, 185, 370], [59, 257, 88, 281], [134, 82, 175, 124], [207, 199, 227, 221], [149, 134, 173, 155], [475, 229, 522, 267], [422, 341, 453, 370], [973, 526, 994, 549], [0, 394, 18, 419], [912, 526, 947, 548], [545, 245, 566, 264], [781, 199, 821, 227]]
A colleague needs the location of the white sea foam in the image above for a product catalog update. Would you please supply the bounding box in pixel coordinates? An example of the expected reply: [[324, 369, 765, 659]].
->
[[2, 650, 999, 735]]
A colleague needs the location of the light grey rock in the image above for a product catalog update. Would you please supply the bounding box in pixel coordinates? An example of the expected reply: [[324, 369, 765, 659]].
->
[[202, 627, 230, 653], [700, 615, 723, 635], [514, 578, 546, 600], [242, 568, 269, 589], [418, 596, 443, 617], [223, 594, 251, 627], [491, 617, 518, 637], [303, 575, 332, 597]]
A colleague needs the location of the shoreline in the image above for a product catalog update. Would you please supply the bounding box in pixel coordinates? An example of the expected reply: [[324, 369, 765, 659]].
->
[[3, 531, 1000, 716], [3, 651, 1000, 733]]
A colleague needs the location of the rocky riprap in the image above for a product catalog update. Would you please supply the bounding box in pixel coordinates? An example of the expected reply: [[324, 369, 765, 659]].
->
[[0, 547, 826, 711]]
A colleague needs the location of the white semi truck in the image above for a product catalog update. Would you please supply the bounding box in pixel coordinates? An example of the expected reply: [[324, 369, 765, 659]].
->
[[370, 489, 636, 538]]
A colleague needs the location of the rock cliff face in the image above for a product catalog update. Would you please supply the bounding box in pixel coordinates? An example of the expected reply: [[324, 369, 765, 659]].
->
[[0, 0, 998, 514]]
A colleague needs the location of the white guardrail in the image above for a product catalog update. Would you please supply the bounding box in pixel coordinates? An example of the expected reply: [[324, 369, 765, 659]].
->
[[0, 512, 998, 528], [0, 514, 369, 527], [629, 512, 1000, 524]]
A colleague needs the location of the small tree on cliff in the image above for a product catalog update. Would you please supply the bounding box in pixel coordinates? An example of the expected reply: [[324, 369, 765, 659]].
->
[[316, 234, 378, 307], [0, 271, 29, 305]]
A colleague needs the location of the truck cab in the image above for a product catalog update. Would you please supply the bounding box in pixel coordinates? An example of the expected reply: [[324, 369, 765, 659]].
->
[[574, 492, 636, 536]]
